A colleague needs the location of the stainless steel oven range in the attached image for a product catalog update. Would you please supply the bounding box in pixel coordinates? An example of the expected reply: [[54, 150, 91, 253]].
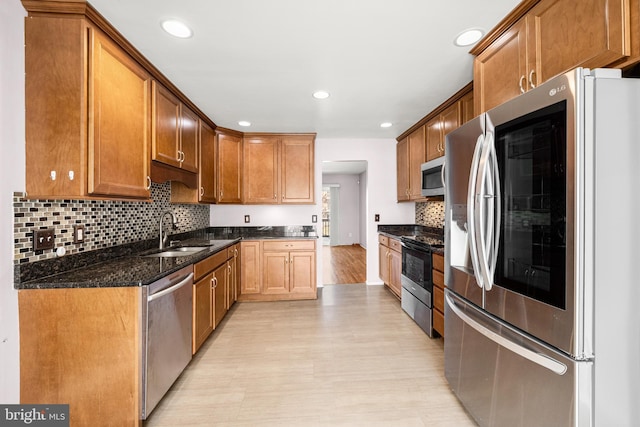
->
[[400, 235, 444, 337]]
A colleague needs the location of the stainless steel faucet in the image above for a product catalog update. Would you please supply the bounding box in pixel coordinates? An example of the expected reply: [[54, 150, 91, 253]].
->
[[159, 211, 177, 249]]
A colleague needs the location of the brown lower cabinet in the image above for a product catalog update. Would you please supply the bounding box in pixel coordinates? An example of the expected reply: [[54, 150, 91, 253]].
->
[[378, 234, 402, 298], [239, 239, 317, 301], [192, 243, 239, 354], [432, 252, 445, 337]]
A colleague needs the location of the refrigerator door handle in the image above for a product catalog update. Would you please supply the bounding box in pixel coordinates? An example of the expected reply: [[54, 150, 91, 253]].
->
[[467, 134, 485, 289], [446, 292, 568, 375], [475, 133, 493, 291]]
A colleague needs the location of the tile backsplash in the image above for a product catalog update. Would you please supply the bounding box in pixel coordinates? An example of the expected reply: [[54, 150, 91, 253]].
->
[[415, 201, 444, 228], [13, 182, 210, 264]]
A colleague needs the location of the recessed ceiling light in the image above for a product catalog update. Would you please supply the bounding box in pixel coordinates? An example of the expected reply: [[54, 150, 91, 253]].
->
[[238, 121, 251, 127], [454, 28, 484, 47], [380, 122, 393, 128], [312, 91, 330, 100], [161, 19, 193, 39]]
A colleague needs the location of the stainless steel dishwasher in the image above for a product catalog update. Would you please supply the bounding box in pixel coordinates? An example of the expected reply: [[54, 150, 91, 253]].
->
[[141, 264, 194, 419]]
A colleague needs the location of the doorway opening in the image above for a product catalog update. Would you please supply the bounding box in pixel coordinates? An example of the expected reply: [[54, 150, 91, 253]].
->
[[321, 161, 367, 285]]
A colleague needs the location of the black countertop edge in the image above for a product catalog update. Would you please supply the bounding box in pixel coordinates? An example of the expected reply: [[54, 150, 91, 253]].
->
[[15, 225, 318, 289], [377, 224, 444, 239]]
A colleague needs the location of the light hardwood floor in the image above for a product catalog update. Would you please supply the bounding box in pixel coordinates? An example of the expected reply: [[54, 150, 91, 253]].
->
[[144, 285, 477, 426], [322, 244, 367, 284]]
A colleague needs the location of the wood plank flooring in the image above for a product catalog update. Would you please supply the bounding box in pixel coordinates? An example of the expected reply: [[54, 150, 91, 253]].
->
[[144, 284, 477, 426], [322, 244, 366, 284]]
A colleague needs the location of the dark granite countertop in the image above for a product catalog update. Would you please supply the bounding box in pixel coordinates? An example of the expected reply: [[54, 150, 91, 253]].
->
[[377, 224, 445, 255], [15, 225, 318, 290]]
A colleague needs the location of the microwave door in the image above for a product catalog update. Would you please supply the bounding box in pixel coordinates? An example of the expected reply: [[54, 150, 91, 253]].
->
[[445, 114, 485, 308]]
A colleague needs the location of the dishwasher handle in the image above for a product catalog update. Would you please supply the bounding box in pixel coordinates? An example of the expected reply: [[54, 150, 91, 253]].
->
[[148, 273, 194, 302]]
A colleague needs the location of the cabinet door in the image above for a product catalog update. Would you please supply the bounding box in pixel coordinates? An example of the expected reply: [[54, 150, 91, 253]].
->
[[289, 251, 316, 295], [389, 248, 402, 297], [262, 251, 289, 294], [180, 105, 199, 173], [425, 116, 442, 162], [88, 29, 151, 199], [152, 82, 181, 168], [193, 272, 214, 353], [217, 132, 243, 203], [378, 244, 390, 284], [244, 136, 279, 203], [280, 136, 315, 204], [474, 18, 528, 113], [198, 121, 216, 203], [460, 91, 475, 124], [240, 241, 260, 294], [527, 0, 628, 86], [212, 263, 227, 328], [441, 102, 461, 155], [408, 126, 426, 199], [396, 137, 410, 201]]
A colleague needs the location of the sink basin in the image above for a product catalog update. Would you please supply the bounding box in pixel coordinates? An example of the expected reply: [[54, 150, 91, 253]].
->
[[142, 246, 208, 258]]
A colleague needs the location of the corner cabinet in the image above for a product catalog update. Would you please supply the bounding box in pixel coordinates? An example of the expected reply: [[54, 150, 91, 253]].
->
[[244, 134, 315, 204], [239, 239, 317, 301], [24, 16, 152, 200], [473, 0, 630, 113]]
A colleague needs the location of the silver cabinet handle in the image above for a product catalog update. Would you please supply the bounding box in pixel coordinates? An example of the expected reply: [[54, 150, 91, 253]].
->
[[146, 176, 152, 190], [528, 69, 536, 89], [200, 187, 205, 196], [213, 276, 218, 288], [519, 75, 526, 94]]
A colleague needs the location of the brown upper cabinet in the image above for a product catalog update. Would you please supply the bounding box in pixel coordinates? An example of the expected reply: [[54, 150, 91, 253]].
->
[[216, 129, 244, 204], [243, 134, 315, 204], [473, 0, 631, 113], [426, 102, 460, 162], [24, 15, 152, 200], [152, 82, 199, 173], [396, 84, 472, 202], [396, 126, 426, 202]]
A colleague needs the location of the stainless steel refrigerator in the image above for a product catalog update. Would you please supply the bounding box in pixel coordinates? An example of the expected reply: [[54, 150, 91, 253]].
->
[[444, 68, 640, 427]]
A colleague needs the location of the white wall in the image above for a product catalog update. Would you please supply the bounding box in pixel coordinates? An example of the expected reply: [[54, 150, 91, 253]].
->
[[359, 170, 367, 248], [322, 174, 361, 246], [1, 0, 26, 403]]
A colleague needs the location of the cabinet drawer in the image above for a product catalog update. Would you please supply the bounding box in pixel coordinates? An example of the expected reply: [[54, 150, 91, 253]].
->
[[262, 240, 315, 251], [433, 253, 444, 272], [433, 269, 444, 289], [227, 244, 239, 259], [378, 235, 389, 246], [388, 238, 402, 252], [194, 250, 228, 281], [433, 307, 444, 337], [433, 285, 444, 312]]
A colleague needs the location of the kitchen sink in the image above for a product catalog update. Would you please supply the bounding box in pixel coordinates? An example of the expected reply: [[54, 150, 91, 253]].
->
[[142, 246, 208, 258]]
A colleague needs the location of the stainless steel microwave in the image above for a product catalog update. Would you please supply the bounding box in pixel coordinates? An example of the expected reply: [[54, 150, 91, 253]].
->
[[421, 156, 445, 197]]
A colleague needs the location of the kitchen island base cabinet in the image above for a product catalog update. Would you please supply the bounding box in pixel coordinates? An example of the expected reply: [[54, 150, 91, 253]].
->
[[19, 287, 143, 427], [239, 240, 317, 301]]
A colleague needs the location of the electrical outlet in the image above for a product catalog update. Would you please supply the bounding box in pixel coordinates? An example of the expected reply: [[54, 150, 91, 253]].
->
[[33, 228, 55, 251], [312, 215, 317, 223], [244, 215, 250, 223], [73, 225, 85, 243], [375, 214, 380, 222]]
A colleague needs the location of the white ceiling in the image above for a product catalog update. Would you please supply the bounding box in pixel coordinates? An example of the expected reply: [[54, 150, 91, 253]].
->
[[89, 0, 520, 139]]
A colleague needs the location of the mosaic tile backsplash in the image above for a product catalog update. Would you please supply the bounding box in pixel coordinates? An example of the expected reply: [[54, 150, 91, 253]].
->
[[416, 201, 445, 228], [13, 182, 210, 264]]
